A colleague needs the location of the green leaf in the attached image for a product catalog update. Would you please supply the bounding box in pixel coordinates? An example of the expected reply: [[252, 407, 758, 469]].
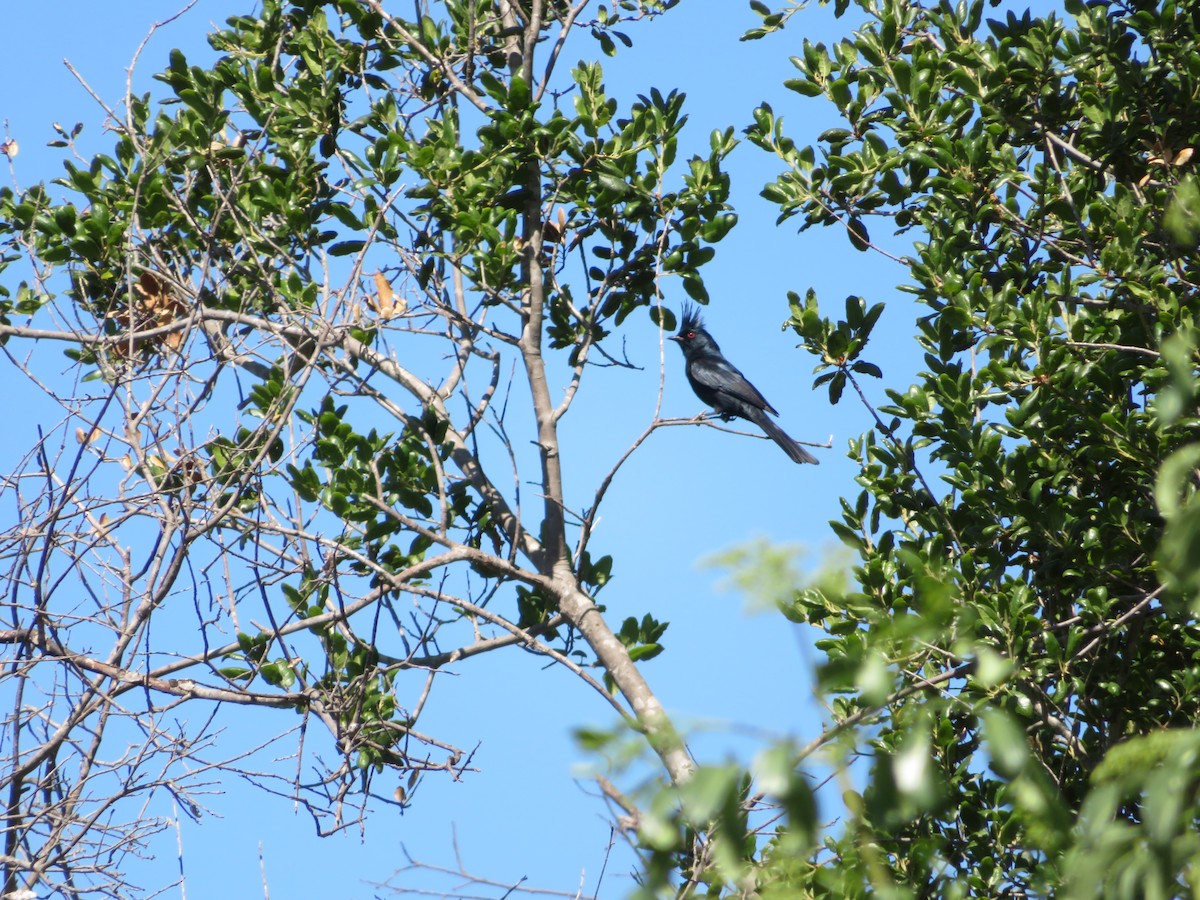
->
[[681, 272, 709, 302], [983, 709, 1029, 778], [677, 765, 740, 826], [783, 78, 825, 97], [1156, 445, 1200, 519], [1164, 175, 1200, 246], [847, 215, 870, 251]]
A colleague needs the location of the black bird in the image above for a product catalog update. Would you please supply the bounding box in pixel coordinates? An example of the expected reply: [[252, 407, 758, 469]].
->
[[670, 305, 818, 465]]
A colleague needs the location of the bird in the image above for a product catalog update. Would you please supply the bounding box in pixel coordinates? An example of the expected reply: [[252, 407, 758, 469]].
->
[[669, 305, 818, 465]]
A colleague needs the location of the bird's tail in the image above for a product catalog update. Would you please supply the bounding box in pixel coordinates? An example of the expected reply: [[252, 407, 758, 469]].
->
[[749, 409, 819, 465]]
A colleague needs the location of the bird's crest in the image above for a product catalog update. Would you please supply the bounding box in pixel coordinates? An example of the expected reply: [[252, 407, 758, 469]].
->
[[677, 303, 705, 336]]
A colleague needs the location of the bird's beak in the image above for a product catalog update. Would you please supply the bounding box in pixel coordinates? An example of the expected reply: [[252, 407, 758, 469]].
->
[[668, 334, 681, 342]]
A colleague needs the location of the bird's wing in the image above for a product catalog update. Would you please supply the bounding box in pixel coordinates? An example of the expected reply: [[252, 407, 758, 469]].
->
[[688, 356, 779, 415]]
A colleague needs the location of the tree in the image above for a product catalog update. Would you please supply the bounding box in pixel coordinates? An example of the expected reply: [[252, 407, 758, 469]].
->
[[0, 1, 742, 895], [617, 0, 1200, 895]]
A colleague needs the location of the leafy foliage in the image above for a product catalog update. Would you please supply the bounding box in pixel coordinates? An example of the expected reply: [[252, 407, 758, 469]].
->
[[629, 0, 1200, 895], [0, 1, 736, 895], [10, 0, 1200, 895]]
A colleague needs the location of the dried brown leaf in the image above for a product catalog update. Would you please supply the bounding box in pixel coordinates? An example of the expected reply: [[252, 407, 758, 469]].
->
[[373, 271, 395, 317]]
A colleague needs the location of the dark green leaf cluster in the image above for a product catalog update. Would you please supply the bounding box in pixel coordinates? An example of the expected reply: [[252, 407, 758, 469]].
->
[[617, 612, 667, 663]]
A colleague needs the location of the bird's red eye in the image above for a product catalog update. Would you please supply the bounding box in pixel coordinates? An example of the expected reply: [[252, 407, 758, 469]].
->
[[685, 331, 695, 339]]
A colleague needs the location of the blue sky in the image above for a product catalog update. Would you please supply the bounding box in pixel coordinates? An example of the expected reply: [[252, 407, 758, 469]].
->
[[0, 1, 922, 897]]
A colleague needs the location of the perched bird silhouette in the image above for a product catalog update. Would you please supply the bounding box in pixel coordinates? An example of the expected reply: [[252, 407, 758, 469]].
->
[[670, 305, 818, 465]]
